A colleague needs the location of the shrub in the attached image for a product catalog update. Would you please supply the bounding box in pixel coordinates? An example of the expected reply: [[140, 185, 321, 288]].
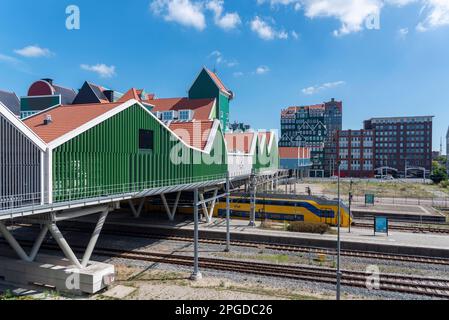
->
[[287, 222, 330, 234], [440, 180, 449, 189]]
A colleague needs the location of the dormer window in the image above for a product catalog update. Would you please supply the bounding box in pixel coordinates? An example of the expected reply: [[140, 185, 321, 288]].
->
[[179, 110, 193, 121], [162, 111, 177, 121]]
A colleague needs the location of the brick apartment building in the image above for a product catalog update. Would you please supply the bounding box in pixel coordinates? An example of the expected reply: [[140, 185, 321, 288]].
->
[[335, 116, 433, 178], [335, 129, 375, 177]]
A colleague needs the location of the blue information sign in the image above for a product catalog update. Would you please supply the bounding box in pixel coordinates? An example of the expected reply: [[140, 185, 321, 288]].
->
[[375, 217, 389, 235]]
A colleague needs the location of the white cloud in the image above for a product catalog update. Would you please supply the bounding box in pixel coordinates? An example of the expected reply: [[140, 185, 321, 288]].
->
[[302, 81, 346, 95], [250, 16, 289, 40], [206, 0, 241, 30], [81, 64, 116, 78], [291, 30, 300, 39], [398, 27, 409, 37], [233, 71, 244, 77], [0, 53, 20, 64], [257, 0, 449, 35], [416, 0, 449, 31], [255, 65, 270, 74], [300, 0, 383, 36], [150, 0, 206, 30], [208, 50, 238, 67], [14, 45, 54, 58]]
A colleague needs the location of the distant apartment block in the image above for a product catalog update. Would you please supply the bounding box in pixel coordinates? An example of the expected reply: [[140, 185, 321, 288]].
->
[[335, 129, 375, 178], [335, 116, 433, 178], [364, 116, 433, 177], [280, 99, 342, 177]]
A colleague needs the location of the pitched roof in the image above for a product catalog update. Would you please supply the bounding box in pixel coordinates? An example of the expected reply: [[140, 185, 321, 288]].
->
[[54, 84, 77, 104], [0, 102, 46, 150], [169, 120, 215, 150], [118, 88, 155, 104], [279, 147, 311, 159], [88, 82, 110, 103], [150, 98, 215, 121], [23, 102, 121, 143], [205, 68, 231, 96], [225, 132, 256, 154], [0, 90, 20, 116]]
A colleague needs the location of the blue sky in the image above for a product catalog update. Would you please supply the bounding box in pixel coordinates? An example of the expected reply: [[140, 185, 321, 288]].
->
[[1, 0, 448, 151]]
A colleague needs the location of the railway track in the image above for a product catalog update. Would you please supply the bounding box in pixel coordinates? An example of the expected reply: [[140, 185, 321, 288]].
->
[[18, 222, 449, 267], [8, 239, 449, 299]]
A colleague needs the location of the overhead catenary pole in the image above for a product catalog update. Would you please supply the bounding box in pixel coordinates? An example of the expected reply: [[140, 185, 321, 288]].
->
[[336, 161, 342, 300], [249, 169, 256, 227], [191, 188, 202, 281], [225, 171, 231, 252]]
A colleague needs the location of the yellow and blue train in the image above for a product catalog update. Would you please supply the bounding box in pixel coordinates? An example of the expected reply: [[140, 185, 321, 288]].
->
[[213, 193, 352, 227]]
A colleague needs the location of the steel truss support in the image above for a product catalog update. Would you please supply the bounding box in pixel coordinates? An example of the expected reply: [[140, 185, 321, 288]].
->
[[161, 192, 181, 222], [199, 189, 218, 224], [0, 222, 48, 262], [0, 207, 109, 270], [128, 197, 146, 218]]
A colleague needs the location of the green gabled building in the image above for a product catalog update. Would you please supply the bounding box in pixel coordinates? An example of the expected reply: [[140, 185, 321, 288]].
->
[[189, 67, 234, 131], [24, 99, 227, 203], [254, 131, 279, 173]]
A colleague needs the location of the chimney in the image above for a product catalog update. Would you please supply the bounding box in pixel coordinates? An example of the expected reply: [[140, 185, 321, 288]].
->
[[42, 78, 54, 85], [103, 90, 115, 102], [44, 114, 52, 125]]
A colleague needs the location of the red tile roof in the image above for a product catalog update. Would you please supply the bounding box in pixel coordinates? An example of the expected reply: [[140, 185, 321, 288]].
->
[[279, 147, 311, 159], [225, 132, 256, 154], [23, 102, 122, 143], [118, 88, 155, 103], [205, 68, 231, 96], [169, 121, 215, 151], [150, 98, 215, 121]]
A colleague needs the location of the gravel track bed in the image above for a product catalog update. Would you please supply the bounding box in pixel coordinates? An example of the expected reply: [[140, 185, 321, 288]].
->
[[3, 227, 449, 300]]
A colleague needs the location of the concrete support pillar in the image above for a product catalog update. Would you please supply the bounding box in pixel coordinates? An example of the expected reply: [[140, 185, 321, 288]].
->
[[190, 188, 202, 281], [0, 222, 31, 261], [199, 189, 218, 224], [29, 225, 49, 261], [129, 197, 146, 218], [81, 210, 109, 267], [161, 192, 181, 222], [0, 222, 48, 262], [48, 223, 83, 269]]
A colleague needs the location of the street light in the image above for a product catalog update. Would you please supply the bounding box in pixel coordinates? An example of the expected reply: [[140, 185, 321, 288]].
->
[[336, 160, 342, 301], [348, 179, 353, 234]]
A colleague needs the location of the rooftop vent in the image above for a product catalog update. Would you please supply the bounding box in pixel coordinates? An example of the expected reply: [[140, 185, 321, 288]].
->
[[103, 90, 115, 102], [43, 114, 52, 125]]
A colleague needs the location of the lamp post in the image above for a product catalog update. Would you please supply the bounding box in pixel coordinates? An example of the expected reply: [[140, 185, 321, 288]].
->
[[348, 179, 353, 234], [336, 160, 342, 301]]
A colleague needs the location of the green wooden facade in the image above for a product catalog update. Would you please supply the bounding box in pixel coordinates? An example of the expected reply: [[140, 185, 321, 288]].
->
[[189, 68, 231, 130], [253, 134, 280, 173], [52, 104, 227, 202]]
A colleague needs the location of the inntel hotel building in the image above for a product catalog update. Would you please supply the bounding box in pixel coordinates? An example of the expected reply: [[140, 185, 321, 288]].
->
[[336, 116, 433, 178]]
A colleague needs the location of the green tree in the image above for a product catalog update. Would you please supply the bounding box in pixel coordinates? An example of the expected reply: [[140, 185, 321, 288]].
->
[[430, 166, 448, 184]]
